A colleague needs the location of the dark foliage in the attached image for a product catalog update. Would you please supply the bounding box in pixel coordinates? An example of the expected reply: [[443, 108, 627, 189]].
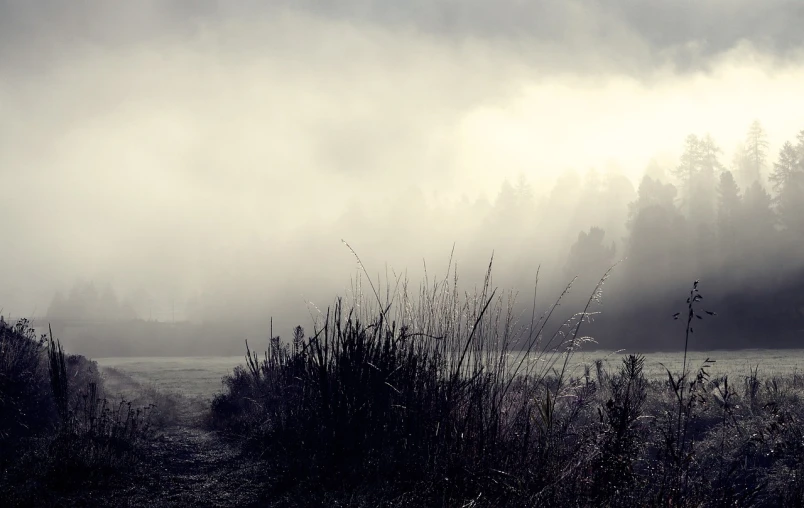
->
[[209, 279, 804, 506], [0, 318, 153, 504]]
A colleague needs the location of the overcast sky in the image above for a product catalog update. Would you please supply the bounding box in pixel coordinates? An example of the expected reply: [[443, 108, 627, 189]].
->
[[2, 1, 803, 319]]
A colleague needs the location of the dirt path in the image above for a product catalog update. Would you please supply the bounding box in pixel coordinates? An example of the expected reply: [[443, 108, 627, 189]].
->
[[121, 426, 271, 507], [60, 368, 274, 507]]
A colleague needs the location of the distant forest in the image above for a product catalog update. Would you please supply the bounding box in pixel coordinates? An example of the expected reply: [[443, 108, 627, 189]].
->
[[591, 122, 804, 350], [43, 121, 804, 353]]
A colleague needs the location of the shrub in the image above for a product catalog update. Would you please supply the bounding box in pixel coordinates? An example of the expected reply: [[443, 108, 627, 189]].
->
[[208, 267, 804, 507], [210, 258, 610, 505], [0, 317, 153, 501], [44, 380, 153, 489], [0, 318, 55, 448]]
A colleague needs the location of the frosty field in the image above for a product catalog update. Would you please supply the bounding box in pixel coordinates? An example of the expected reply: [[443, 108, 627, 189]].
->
[[95, 356, 243, 399], [95, 349, 804, 400]]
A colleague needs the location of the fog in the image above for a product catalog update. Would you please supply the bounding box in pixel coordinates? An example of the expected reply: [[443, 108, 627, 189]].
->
[[2, 1, 804, 354]]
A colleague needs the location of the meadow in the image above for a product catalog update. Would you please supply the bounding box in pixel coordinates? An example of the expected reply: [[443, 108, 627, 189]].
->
[[96, 349, 804, 400], [95, 356, 243, 399], [198, 271, 804, 507], [5, 270, 804, 507]]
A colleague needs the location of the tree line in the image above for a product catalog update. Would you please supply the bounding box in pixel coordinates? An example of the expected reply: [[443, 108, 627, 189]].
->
[[42, 121, 804, 352]]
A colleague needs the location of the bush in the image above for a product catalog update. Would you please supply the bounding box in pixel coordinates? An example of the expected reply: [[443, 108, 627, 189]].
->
[[210, 262, 609, 505], [44, 380, 153, 489], [0, 318, 56, 449], [210, 272, 804, 506], [0, 317, 153, 502]]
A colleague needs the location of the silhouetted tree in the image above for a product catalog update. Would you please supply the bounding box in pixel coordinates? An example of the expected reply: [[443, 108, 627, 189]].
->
[[599, 173, 637, 252], [769, 138, 804, 237], [742, 120, 769, 187], [743, 181, 776, 237], [671, 134, 702, 215], [732, 181, 779, 282], [564, 227, 616, 284], [617, 191, 689, 348], [731, 142, 752, 189], [624, 176, 687, 285], [716, 171, 742, 251], [626, 175, 678, 232], [691, 134, 722, 225]]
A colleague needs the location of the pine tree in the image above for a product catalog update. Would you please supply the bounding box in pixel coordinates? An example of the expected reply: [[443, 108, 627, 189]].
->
[[743, 120, 769, 186], [716, 171, 742, 254], [731, 142, 752, 189], [769, 139, 804, 236], [627, 175, 678, 231], [736, 181, 778, 280], [717, 171, 741, 225], [699, 135, 725, 173], [691, 134, 722, 225], [564, 227, 616, 283], [743, 181, 776, 238], [623, 188, 688, 295], [671, 134, 702, 215]]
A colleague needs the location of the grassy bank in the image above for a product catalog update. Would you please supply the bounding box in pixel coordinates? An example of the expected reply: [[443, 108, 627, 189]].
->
[[0, 318, 155, 505], [209, 271, 804, 507]]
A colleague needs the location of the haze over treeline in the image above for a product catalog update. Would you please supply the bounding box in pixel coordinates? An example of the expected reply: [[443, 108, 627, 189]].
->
[[2, 2, 803, 355]]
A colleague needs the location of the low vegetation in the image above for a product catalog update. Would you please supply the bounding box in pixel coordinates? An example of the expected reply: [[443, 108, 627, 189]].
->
[[210, 266, 804, 507], [0, 318, 154, 505], [4, 261, 804, 506]]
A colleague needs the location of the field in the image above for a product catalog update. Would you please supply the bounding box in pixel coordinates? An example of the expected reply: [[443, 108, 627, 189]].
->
[[95, 356, 243, 399], [96, 349, 804, 400], [8, 298, 804, 506]]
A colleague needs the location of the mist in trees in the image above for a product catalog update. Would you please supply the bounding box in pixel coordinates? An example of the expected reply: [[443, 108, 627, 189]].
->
[[46, 282, 138, 322], [605, 121, 804, 350], [33, 120, 804, 355]]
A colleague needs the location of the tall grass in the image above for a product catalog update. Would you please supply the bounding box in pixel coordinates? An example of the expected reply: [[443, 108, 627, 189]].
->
[[211, 262, 804, 506], [0, 317, 154, 502], [210, 256, 611, 504], [0, 318, 55, 445]]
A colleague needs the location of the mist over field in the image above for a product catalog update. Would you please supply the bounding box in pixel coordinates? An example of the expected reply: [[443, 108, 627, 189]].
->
[[8, 4, 804, 507], [2, 1, 804, 355]]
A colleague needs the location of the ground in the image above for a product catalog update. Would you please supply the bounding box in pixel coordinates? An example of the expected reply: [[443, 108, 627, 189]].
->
[[47, 368, 274, 507], [116, 426, 270, 507]]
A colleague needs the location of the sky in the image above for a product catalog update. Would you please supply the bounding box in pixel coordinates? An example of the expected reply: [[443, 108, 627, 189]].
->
[[1, 0, 804, 322]]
